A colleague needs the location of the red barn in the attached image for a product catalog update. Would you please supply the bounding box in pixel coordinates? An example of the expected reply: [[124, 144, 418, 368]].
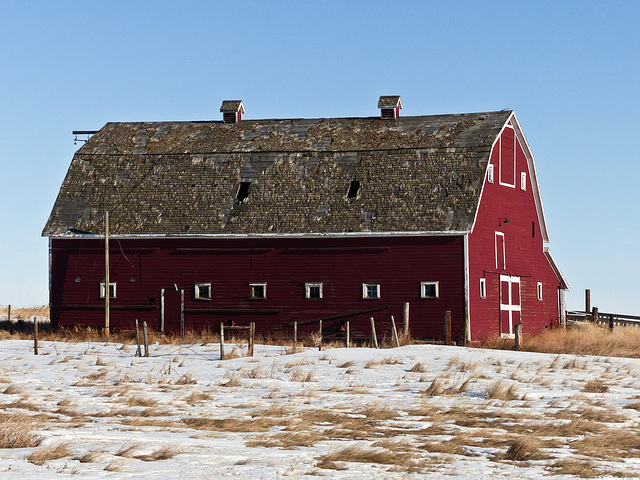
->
[[42, 97, 568, 341]]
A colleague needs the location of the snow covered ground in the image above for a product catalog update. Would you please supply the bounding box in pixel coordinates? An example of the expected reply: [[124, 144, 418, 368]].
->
[[2, 338, 640, 479]]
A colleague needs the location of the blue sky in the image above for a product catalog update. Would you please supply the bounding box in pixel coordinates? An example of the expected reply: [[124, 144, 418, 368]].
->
[[1, 1, 638, 314]]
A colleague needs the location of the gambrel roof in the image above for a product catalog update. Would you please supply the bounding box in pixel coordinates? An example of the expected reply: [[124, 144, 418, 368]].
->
[[43, 111, 515, 237]]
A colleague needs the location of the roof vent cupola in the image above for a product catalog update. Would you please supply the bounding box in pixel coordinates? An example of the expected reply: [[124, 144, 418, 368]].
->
[[220, 100, 245, 123], [378, 96, 403, 119]]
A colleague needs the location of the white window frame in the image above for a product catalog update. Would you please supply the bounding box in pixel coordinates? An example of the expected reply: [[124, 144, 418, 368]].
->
[[420, 281, 439, 299], [250, 283, 267, 300], [521, 171, 527, 191], [537, 282, 543, 301], [362, 283, 380, 300], [194, 282, 212, 300], [480, 278, 487, 299], [498, 125, 517, 188], [305, 282, 323, 299], [99, 282, 116, 299], [495, 231, 506, 270], [487, 164, 494, 183]]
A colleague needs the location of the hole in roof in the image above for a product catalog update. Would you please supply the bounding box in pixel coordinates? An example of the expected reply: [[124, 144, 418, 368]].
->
[[347, 181, 360, 198], [236, 182, 251, 202]]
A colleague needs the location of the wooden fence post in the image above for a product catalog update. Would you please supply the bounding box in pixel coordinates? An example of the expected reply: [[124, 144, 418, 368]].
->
[[403, 302, 409, 336], [391, 315, 400, 348], [7, 305, 10, 323], [444, 310, 452, 346], [143, 321, 149, 357], [33, 319, 38, 355], [180, 289, 185, 336], [370, 317, 379, 349], [592, 307, 599, 323], [293, 321, 298, 353], [514, 323, 521, 350], [609, 314, 614, 331], [249, 322, 255, 357], [318, 320, 323, 351], [345, 321, 350, 348], [135, 319, 142, 357], [220, 322, 225, 360], [585, 289, 591, 313]]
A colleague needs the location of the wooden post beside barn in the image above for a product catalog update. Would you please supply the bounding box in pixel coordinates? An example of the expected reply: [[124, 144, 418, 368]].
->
[[585, 289, 591, 313], [391, 315, 400, 348], [33, 319, 38, 355], [514, 323, 521, 350], [318, 320, 323, 351], [293, 321, 298, 353], [143, 321, 150, 357], [592, 307, 599, 323], [7, 305, 10, 323], [403, 302, 409, 336], [443, 310, 452, 346], [135, 319, 142, 357], [219, 322, 225, 360], [249, 322, 255, 357], [346, 321, 350, 348], [370, 317, 379, 349]]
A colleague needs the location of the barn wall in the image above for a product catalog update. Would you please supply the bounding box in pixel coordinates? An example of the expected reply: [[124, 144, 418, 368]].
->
[[468, 123, 562, 340], [50, 235, 466, 341]]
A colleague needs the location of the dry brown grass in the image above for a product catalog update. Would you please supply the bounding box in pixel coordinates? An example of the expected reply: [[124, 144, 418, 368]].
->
[[0, 415, 40, 448], [485, 379, 521, 400], [410, 362, 427, 373], [547, 459, 598, 478], [479, 323, 640, 358], [498, 435, 543, 461], [315, 444, 419, 471], [583, 378, 609, 393], [134, 444, 183, 461], [27, 441, 72, 465], [0, 305, 49, 319]]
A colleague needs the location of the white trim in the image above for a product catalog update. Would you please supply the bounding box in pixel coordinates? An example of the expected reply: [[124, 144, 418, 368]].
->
[[494, 231, 505, 270], [362, 283, 380, 299], [99, 282, 116, 299], [499, 274, 521, 335], [520, 171, 527, 191], [46, 229, 470, 240], [463, 234, 470, 342], [305, 282, 323, 299], [250, 283, 267, 300], [420, 281, 439, 299], [544, 247, 570, 290], [537, 282, 543, 301], [479, 278, 486, 299], [498, 124, 516, 188], [194, 282, 212, 300], [487, 164, 494, 183]]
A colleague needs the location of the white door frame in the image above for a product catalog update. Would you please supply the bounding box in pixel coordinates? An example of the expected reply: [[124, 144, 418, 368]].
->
[[500, 274, 521, 337]]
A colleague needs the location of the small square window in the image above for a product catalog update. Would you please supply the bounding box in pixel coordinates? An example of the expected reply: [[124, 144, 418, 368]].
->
[[305, 283, 323, 299], [347, 180, 360, 198], [250, 283, 267, 300], [421, 281, 439, 299], [194, 282, 212, 300], [362, 283, 380, 299], [521, 172, 527, 191], [480, 278, 487, 299], [537, 282, 543, 301], [487, 164, 494, 183], [99, 282, 116, 299], [237, 182, 251, 202]]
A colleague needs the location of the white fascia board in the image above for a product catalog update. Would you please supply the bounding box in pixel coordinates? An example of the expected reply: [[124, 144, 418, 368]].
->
[[47, 230, 470, 240], [544, 247, 570, 291]]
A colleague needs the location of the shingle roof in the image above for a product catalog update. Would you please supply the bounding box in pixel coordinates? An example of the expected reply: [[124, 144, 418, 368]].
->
[[43, 111, 512, 237]]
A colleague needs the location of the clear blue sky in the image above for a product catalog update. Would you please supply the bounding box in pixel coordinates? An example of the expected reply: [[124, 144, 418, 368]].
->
[[1, 1, 638, 314]]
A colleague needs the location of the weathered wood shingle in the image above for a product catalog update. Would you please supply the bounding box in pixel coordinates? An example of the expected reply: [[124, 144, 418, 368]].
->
[[43, 111, 511, 236]]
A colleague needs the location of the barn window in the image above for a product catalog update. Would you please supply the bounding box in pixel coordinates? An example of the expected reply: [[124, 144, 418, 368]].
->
[[362, 283, 380, 299], [250, 283, 267, 300], [305, 283, 323, 299], [99, 282, 116, 299], [421, 281, 439, 299], [521, 172, 527, 190], [480, 278, 487, 299], [537, 282, 543, 301], [194, 282, 212, 300], [487, 164, 494, 183], [347, 181, 360, 198], [236, 182, 251, 202]]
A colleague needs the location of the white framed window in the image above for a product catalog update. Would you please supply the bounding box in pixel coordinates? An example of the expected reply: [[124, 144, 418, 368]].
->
[[99, 282, 116, 299], [194, 282, 212, 300], [305, 283, 323, 299], [487, 164, 494, 183], [420, 281, 439, 299], [537, 282, 543, 301], [520, 172, 527, 191], [362, 283, 380, 299], [250, 283, 267, 300], [480, 278, 487, 299]]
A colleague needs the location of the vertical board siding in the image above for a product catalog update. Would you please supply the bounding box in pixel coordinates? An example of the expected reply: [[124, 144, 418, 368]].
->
[[51, 236, 466, 341], [468, 126, 562, 339]]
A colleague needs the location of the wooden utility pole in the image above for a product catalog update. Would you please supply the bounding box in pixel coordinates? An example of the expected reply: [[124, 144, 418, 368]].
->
[[403, 302, 409, 336], [443, 310, 452, 346], [104, 211, 110, 337], [33, 319, 39, 355]]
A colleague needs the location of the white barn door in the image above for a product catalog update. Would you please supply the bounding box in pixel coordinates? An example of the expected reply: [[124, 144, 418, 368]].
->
[[500, 275, 521, 336]]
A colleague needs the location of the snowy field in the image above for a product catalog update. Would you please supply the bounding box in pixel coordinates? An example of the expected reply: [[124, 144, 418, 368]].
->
[[2, 338, 640, 479]]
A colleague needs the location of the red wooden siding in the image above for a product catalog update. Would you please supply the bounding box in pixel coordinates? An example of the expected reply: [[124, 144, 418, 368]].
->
[[50, 235, 467, 341], [468, 123, 561, 339]]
